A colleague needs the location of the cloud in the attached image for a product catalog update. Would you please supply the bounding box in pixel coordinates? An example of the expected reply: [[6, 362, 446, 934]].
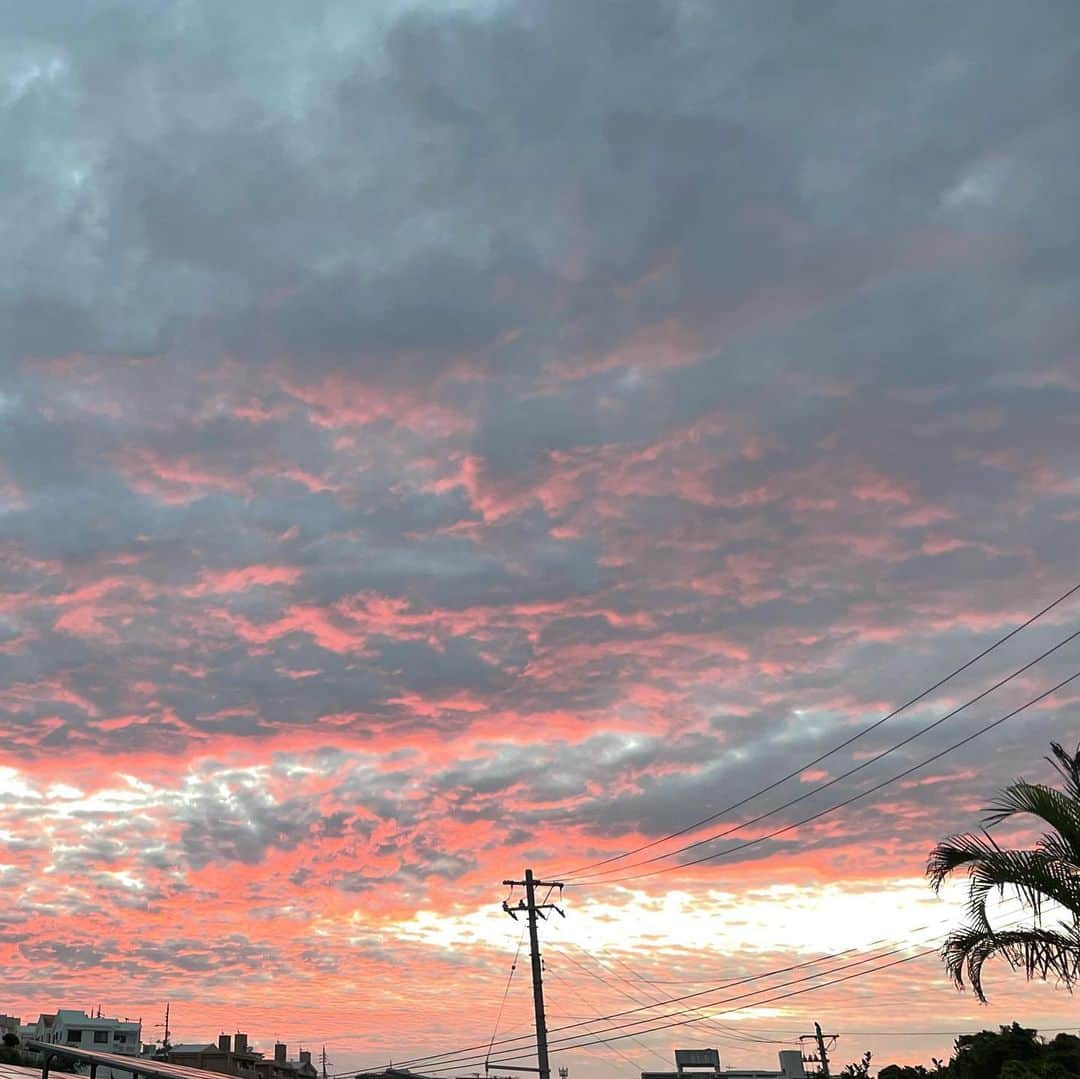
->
[[0, 1, 1079, 1074]]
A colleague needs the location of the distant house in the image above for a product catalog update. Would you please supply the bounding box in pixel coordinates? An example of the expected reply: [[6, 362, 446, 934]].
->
[[18, 1014, 54, 1046], [19, 1010, 142, 1078], [261, 1041, 319, 1079], [166, 1034, 263, 1078], [641, 1047, 806, 1079], [166, 1034, 317, 1079], [20, 1011, 141, 1056]]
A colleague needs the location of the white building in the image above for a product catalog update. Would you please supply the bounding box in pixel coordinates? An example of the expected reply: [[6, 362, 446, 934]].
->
[[641, 1048, 806, 1079], [22, 1009, 142, 1074]]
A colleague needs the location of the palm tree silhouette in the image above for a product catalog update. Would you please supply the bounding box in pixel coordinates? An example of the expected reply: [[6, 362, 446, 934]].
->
[[927, 741, 1080, 1001]]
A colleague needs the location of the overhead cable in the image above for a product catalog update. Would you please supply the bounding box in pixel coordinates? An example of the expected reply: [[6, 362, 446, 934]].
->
[[552, 580, 1080, 879]]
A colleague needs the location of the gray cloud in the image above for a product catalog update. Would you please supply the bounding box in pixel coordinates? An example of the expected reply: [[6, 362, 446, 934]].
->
[[0, 0, 1076, 897]]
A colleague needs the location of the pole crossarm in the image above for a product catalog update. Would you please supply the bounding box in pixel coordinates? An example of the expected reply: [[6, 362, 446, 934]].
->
[[502, 878, 565, 920]]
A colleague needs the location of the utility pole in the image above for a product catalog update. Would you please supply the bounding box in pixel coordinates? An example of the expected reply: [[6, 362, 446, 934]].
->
[[799, 1022, 836, 1077], [157, 1003, 171, 1057], [320, 1046, 329, 1079], [500, 869, 565, 1079]]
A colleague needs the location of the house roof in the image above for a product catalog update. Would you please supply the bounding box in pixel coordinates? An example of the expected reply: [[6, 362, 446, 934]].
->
[[53, 1012, 139, 1028]]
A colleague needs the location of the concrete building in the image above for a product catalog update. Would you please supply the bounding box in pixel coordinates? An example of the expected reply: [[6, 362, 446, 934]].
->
[[641, 1047, 806, 1079], [19, 1010, 141, 1079], [21, 1011, 141, 1057]]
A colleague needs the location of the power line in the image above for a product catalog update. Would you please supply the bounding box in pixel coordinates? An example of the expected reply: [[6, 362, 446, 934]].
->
[[543, 957, 665, 1069], [599, 950, 794, 1049], [445, 892, 1052, 1073], [551, 580, 1080, 879], [328, 638, 1080, 1079], [374, 896, 1036, 1073], [422, 946, 935, 1073], [633, 1024, 1080, 1038], [546, 944, 753, 1059], [380, 895, 1042, 1076], [551, 937, 792, 1050], [380, 941, 872, 1073], [563, 666, 1080, 887], [565, 628, 1079, 883], [463, 908, 1051, 1073], [831, 1027, 1080, 1037], [485, 925, 527, 1069]]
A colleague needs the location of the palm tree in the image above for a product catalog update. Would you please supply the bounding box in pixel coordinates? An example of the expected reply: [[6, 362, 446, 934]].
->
[[927, 741, 1080, 1001]]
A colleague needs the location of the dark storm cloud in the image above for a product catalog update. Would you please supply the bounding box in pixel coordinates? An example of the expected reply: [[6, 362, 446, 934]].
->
[[0, 0, 1067, 397]]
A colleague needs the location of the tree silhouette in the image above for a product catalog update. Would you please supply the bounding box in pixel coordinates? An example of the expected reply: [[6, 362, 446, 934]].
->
[[838, 1050, 873, 1077], [927, 742, 1080, 1001]]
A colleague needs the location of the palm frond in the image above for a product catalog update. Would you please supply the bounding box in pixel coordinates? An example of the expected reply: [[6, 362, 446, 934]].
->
[[941, 923, 1080, 1003], [928, 830, 1080, 923], [927, 830, 1000, 891], [984, 780, 1080, 860], [1047, 742, 1080, 800], [929, 739, 1080, 1001]]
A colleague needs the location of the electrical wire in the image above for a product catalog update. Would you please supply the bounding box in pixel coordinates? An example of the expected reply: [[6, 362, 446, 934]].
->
[[485, 925, 527, 1070], [420, 945, 937, 1073], [379, 941, 872, 1073], [565, 628, 1079, 883], [373, 894, 1043, 1076], [452, 907, 1053, 1073], [592, 946, 793, 1048], [548, 938, 792, 1050], [543, 961, 662, 1070], [563, 667, 1080, 886], [830, 1027, 1080, 1037], [326, 597, 1080, 1079], [551, 579, 1080, 879]]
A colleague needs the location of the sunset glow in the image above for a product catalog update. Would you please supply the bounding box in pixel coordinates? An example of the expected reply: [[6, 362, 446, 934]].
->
[[2, 2, 1080, 1077]]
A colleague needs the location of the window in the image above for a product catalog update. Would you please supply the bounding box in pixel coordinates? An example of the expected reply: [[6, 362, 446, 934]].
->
[[66, 1031, 83, 1043], [114, 1033, 128, 1044], [94, 1031, 109, 1044]]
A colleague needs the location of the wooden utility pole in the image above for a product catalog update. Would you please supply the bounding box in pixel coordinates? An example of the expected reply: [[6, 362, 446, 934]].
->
[[500, 869, 564, 1079], [799, 1022, 837, 1077]]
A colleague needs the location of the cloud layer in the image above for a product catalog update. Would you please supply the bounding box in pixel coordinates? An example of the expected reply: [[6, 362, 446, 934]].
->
[[2, 0, 1079, 1074]]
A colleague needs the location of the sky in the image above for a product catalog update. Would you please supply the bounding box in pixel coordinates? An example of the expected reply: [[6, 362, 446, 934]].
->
[[1, 0, 1079, 1075]]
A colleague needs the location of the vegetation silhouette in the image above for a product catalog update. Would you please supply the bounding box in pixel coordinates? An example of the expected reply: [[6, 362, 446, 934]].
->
[[872, 1024, 1080, 1078], [928, 741, 1080, 1001]]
